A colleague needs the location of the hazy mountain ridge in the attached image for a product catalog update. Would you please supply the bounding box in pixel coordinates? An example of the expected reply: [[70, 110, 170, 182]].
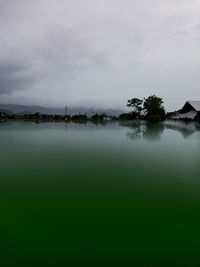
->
[[0, 104, 123, 116]]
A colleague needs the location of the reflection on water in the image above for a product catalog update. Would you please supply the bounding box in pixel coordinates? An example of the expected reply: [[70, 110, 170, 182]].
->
[[120, 120, 200, 141], [1, 120, 200, 141], [120, 121, 165, 141], [164, 121, 200, 138]]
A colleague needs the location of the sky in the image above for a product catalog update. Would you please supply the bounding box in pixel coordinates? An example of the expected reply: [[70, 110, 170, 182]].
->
[[0, 0, 200, 111]]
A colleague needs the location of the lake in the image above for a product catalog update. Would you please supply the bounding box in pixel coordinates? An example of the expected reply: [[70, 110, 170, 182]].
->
[[0, 121, 200, 266]]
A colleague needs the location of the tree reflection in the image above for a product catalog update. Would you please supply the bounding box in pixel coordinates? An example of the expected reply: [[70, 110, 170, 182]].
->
[[120, 120, 200, 141], [143, 122, 165, 141], [120, 121, 164, 142]]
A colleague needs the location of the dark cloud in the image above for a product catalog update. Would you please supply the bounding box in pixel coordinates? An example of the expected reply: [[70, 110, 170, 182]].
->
[[0, 59, 34, 94]]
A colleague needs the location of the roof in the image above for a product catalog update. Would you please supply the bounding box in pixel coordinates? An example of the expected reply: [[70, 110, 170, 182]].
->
[[188, 101, 200, 111], [172, 111, 197, 120]]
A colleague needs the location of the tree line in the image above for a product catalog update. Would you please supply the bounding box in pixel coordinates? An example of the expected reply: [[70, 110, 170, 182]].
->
[[0, 95, 166, 122]]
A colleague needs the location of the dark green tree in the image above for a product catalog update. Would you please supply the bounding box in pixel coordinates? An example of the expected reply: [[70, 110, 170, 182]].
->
[[127, 98, 143, 114], [143, 95, 165, 121]]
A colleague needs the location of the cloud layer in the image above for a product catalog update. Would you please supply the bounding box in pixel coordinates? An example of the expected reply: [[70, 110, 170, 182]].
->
[[0, 0, 200, 110]]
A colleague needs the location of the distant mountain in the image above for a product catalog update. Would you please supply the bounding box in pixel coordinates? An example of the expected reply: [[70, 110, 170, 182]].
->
[[0, 108, 13, 114], [0, 104, 124, 116]]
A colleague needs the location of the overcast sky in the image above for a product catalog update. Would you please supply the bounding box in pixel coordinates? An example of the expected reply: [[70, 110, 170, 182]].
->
[[0, 0, 200, 110]]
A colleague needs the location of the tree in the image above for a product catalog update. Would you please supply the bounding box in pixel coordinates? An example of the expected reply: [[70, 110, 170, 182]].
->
[[143, 95, 165, 121], [127, 98, 143, 114]]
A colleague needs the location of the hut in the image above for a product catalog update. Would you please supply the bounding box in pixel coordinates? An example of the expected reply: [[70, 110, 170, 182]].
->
[[172, 101, 200, 121]]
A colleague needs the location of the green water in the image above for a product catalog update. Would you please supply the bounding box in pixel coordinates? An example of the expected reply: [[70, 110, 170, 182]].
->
[[0, 121, 200, 266]]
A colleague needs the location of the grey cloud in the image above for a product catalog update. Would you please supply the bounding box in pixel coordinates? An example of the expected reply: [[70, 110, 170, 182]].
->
[[0, 12, 111, 95], [0, 0, 200, 110], [0, 59, 34, 94]]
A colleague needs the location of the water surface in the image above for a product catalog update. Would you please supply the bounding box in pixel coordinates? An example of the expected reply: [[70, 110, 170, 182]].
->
[[0, 121, 200, 266]]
